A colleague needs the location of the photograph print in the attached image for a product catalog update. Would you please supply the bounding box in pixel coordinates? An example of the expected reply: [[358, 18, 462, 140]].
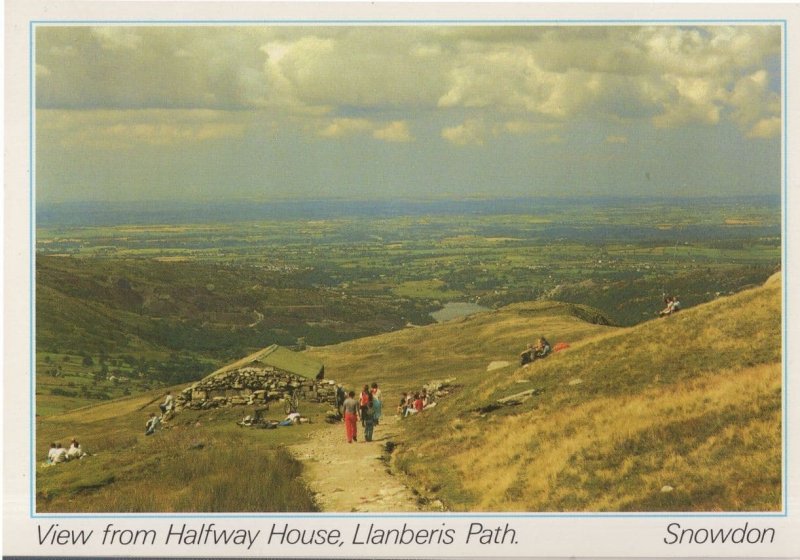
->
[[34, 23, 782, 514]]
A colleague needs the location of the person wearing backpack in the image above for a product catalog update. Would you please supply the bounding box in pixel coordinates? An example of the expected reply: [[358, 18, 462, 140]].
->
[[363, 394, 376, 442]]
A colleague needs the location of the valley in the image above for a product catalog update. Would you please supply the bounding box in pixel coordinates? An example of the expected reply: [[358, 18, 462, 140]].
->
[[34, 196, 782, 512]]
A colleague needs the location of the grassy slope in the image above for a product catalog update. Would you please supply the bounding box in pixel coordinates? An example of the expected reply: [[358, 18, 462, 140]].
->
[[36, 274, 781, 513], [308, 301, 613, 398], [311, 273, 782, 512], [37, 300, 613, 513], [36, 388, 323, 512]]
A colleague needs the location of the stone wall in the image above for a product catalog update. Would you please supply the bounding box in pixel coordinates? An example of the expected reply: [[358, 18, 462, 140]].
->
[[176, 365, 337, 410]]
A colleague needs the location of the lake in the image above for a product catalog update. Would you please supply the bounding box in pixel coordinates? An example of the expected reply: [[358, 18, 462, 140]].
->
[[430, 302, 491, 323]]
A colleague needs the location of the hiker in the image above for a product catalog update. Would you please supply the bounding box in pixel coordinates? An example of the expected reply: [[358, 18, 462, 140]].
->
[[159, 391, 174, 417], [372, 389, 382, 425], [343, 390, 360, 443], [520, 343, 535, 365], [363, 394, 376, 442], [335, 384, 346, 417], [67, 438, 86, 460], [534, 337, 552, 359], [371, 382, 382, 401], [359, 384, 370, 427], [145, 413, 161, 436]]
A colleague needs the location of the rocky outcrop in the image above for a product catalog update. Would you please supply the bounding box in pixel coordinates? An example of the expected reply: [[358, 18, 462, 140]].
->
[[176, 365, 337, 410]]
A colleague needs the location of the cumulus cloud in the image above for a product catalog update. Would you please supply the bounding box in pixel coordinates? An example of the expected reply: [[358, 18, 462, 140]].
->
[[747, 117, 781, 139], [316, 118, 414, 143], [442, 119, 487, 146], [316, 118, 374, 138], [37, 109, 249, 149], [728, 70, 781, 138], [373, 121, 413, 143], [36, 25, 782, 143], [36, 27, 273, 110]]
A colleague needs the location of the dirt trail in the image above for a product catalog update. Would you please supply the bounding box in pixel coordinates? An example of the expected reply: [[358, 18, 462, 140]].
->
[[290, 414, 422, 512]]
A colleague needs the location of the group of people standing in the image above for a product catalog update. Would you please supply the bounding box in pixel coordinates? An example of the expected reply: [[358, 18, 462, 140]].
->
[[338, 383, 383, 443]]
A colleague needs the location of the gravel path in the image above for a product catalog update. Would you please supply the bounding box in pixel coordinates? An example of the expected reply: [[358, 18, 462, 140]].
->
[[290, 414, 422, 512]]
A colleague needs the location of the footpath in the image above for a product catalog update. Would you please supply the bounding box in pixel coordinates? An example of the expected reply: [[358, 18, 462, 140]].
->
[[290, 414, 422, 512]]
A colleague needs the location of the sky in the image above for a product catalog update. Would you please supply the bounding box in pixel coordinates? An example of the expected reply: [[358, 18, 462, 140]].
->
[[35, 25, 782, 203]]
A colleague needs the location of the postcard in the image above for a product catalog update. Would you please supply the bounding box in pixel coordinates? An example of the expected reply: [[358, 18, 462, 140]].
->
[[4, 1, 800, 558]]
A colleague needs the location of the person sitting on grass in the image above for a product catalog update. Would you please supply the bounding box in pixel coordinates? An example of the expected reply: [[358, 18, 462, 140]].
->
[[279, 412, 303, 426], [422, 388, 437, 410], [397, 392, 408, 415], [659, 296, 674, 317], [659, 295, 683, 317], [159, 391, 174, 419], [413, 393, 424, 413], [534, 337, 552, 359], [67, 438, 87, 460], [46, 442, 60, 465], [520, 343, 535, 365], [50, 442, 67, 464], [419, 388, 427, 408], [145, 413, 161, 436], [403, 393, 418, 417]]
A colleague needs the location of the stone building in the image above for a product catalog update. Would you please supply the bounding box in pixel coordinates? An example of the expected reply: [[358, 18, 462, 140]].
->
[[175, 344, 337, 410]]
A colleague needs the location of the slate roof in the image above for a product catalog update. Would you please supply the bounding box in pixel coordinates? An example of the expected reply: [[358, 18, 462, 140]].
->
[[203, 344, 324, 381]]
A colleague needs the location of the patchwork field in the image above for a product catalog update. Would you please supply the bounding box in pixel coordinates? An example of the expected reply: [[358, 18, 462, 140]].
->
[[34, 197, 782, 512]]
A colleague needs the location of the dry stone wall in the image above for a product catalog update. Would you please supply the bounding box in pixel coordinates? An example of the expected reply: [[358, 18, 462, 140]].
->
[[176, 365, 337, 410]]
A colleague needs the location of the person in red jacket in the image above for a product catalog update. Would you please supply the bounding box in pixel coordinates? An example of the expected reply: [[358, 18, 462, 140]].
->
[[359, 384, 370, 427], [413, 393, 424, 413]]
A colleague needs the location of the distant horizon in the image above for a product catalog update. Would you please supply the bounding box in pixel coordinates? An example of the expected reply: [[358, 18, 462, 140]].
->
[[36, 193, 781, 228], [37, 192, 782, 206]]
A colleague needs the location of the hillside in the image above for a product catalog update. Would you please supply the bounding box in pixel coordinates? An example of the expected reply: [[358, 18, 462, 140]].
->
[[36, 255, 435, 361], [36, 388, 326, 512], [309, 272, 782, 512], [36, 273, 781, 512]]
